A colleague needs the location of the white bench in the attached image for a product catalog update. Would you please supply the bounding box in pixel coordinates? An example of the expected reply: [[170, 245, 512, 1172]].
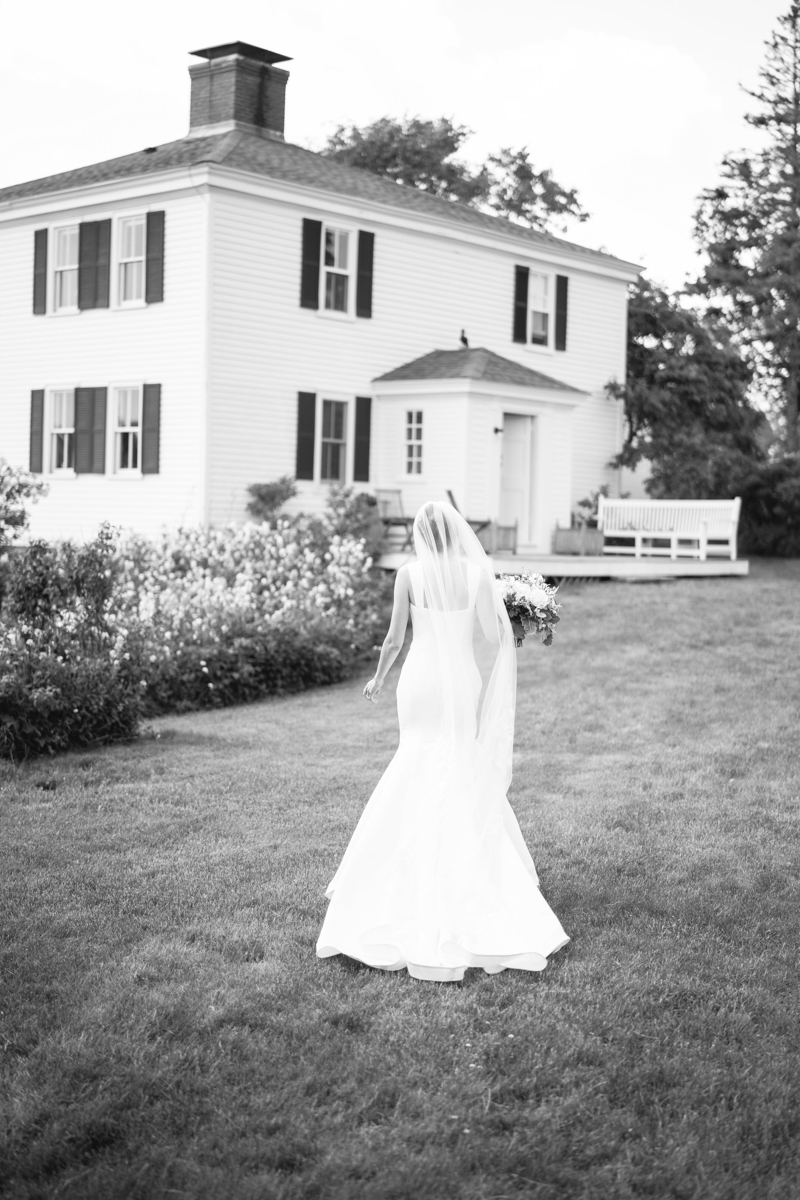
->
[[596, 497, 741, 561]]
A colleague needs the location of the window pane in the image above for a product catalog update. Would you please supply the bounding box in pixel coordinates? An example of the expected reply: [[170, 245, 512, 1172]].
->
[[530, 311, 549, 344], [132, 219, 145, 258], [117, 390, 129, 426], [325, 229, 336, 267], [325, 272, 348, 312], [129, 391, 140, 426], [121, 260, 144, 301], [56, 227, 78, 269], [57, 269, 78, 309], [530, 273, 548, 308], [336, 231, 349, 270], [332, 401, 344, 440]]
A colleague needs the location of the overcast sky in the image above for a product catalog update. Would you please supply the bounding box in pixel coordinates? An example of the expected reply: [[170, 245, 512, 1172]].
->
[[0, 0, 787, 290]]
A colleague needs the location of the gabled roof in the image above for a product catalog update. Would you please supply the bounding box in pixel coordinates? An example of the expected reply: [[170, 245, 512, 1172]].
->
[[0, 129, 637, 271], [373, 347, 586, 392]]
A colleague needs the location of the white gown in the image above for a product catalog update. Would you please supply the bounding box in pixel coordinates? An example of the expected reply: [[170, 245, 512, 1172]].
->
[[316, 560, 569, 982]]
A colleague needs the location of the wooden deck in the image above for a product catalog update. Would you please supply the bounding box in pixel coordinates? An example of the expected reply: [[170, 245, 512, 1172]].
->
[[377, 552, 750, 580]]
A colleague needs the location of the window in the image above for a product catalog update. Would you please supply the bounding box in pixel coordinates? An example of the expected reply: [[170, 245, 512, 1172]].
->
[[324, 228, 350, 313], [529, 273, 550, 345], [405, 410, 423, 475], [54, 226, 78, 310], [321, 399, 347, 481], [118, 216, 145, 303], [50, 390, 75, 472], [114, 387, 141, 471]]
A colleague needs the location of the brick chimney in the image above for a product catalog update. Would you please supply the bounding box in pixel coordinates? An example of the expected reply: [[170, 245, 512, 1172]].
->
[[187, 42, 292, 141]]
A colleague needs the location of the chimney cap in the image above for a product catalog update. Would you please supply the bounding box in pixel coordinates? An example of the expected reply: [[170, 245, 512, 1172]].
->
[[189, 41, 292, 66]]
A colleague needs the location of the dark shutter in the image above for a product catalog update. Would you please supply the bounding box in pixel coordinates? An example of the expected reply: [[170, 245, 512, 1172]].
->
[[142, 384, 161, 473], [75, 387, 94, 472], [356, 231, 374, 319], [33, 230, 47, 315], [300, 219, 322, 309], [145, 211, 165, 304], [75, 388, 106, 474], [29, 390, 44, 473], [555, 274, 568, 351], [78, 220, 111, 310], [353, 396, 371, 482], [513, 265, 529, 344], [92, 388, 107, 472], [295, 392, 316, 480]]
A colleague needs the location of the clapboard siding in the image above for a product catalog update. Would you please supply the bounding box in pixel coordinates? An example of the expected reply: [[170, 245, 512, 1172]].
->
[[208, 187, 631, 524], [0, 193, 208, 540]]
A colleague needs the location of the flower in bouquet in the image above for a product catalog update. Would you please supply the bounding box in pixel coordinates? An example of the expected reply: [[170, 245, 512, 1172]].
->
[[497, 572, 561, 648]]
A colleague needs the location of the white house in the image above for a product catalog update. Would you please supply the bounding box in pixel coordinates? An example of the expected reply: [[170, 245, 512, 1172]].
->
[[0, 40, 640, 553]]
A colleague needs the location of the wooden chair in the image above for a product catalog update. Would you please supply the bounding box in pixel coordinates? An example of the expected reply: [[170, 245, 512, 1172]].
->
[[375, 489, 415, 552]]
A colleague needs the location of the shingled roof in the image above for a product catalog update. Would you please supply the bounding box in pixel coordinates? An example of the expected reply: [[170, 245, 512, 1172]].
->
[[0, 129, 633, 269], [373, 347, 586, 391]]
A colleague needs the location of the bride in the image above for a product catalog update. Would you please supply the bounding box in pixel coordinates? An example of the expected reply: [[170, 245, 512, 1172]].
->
[[316, 500, 569, 982]]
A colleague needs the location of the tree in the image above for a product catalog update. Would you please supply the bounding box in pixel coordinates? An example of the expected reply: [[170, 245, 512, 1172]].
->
[[693, 3, 800, 451], [322, 117, 488, 205], [484, 147, 589, 232], [321, 117, 588, 233], [607, 278, 767, 498]]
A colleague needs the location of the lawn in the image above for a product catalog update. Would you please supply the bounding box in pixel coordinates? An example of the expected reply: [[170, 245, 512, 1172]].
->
[[1, 560, 799, 1200]]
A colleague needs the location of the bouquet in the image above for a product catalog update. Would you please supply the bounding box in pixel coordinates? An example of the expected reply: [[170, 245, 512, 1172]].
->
[[497, 572, 561, 648]]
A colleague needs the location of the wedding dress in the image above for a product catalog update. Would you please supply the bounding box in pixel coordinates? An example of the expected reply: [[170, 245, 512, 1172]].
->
[[316, 501, 569, 982]]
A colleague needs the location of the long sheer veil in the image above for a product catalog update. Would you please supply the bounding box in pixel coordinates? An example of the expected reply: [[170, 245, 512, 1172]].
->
[[412, 501, 517, 794]]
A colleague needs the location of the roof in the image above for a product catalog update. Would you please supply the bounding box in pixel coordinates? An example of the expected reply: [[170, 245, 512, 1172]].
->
[[373, 347, 586, 391], [0, 129, 637, 271]]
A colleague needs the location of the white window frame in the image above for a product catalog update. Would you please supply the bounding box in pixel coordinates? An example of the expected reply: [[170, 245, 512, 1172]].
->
[[318, 222, 356, 320], [527, 270, 554, 350], [404, 410, 423, 477], [115, 213, 147, 308], [44, 387, 77, 476], [52, 224, 79, 315], [109, 383, 143, 478]]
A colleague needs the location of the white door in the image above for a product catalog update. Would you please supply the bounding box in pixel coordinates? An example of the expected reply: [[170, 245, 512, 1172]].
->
[[498, 414, 533, 540]]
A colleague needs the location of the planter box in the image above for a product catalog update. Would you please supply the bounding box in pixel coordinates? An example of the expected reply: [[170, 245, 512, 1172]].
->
[[553, 527, 605, 556]]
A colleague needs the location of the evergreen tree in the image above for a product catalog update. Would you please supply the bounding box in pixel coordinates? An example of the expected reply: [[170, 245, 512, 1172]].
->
[[694, 3, 800, 451], [321, 118, 588, 233]]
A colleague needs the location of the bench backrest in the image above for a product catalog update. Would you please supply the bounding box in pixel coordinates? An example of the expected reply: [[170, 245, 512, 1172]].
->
[[597, 497, 741, 534]]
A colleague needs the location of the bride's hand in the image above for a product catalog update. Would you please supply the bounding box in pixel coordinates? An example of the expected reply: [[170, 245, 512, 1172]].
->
[[363, 677, 382, 703]]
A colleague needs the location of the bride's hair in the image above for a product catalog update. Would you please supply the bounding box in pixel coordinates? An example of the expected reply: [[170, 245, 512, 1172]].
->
[[419, 502, 454, 555]]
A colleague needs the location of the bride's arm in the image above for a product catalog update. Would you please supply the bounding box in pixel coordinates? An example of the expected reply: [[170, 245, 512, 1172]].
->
[[363, 566, 410, 703]]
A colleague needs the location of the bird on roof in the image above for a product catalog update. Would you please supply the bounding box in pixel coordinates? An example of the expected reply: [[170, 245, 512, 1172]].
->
[[460, 330, 469, 348]]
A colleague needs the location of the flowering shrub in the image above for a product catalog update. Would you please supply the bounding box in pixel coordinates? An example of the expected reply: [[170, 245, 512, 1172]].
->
[[0, 460, 48, 551], [0, 528, 140, 760], [113, 517, 387, 715], [0, 511, 389, 758]]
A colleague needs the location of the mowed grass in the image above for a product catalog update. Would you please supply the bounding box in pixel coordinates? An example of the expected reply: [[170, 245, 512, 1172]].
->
[[1, 561, 799, 1200]]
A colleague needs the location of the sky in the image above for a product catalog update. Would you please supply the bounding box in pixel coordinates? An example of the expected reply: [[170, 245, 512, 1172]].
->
[[0, 0, 789, 290]]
